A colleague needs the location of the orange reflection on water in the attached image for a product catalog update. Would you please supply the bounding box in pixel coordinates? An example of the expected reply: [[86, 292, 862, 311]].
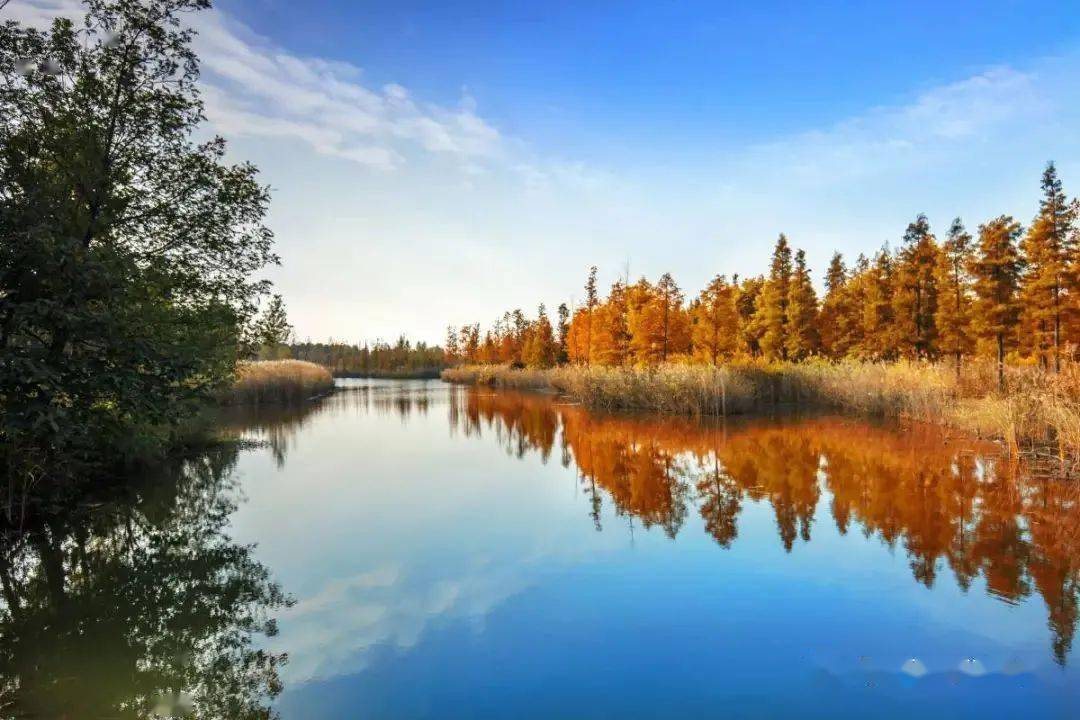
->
[[453, 388, 1080, 665]]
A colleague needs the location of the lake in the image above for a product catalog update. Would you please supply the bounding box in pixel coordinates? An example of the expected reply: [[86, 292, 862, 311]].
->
[[3, 378, 1079, 718]]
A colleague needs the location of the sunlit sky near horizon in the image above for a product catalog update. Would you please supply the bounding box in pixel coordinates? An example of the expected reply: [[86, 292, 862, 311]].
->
[[11, 0, 1080, 344]]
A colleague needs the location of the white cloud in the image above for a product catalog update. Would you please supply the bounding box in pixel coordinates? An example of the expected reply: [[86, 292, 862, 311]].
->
[[9, 0, 506, 171], [9, 1, 1080, 344], [733, 66, 1049, 185], [193, 11, 503, 171]]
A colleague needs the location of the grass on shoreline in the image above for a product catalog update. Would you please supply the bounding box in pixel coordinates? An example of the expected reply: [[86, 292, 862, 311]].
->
[[228, 360, 334, 405], [442, 360, 1080, 467]]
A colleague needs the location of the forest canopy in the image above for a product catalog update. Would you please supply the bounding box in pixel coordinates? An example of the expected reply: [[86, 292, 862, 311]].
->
[[448, 164, 1079, 390]]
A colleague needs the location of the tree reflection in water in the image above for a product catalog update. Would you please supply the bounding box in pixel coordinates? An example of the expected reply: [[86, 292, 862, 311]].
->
[[0, 445, 291, 718], [450, 387, 1080, 667]]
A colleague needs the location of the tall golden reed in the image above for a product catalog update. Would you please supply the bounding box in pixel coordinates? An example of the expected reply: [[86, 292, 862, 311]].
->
[[229, 360, 334, 405], [442, 359, 1080, 466]]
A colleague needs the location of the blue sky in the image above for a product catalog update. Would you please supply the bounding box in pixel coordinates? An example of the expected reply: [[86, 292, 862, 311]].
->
[[12, 0, 1080, 342]]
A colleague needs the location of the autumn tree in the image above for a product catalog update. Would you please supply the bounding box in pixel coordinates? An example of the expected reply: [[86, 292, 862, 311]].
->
[[859, 247, 896, 360], [818, 252, 847, 358], [971, 216, 1024, 390], [444, 325, 460, 364], [566, 308, 589, 364], [785, 249, 819, 360], [934, 218, 975, 376], [1020, 163, 1075, 370], [459, 324, 480, 362], [756, 235, 793, 361], [629, 274, 690, 364], [735, 275, 765, 357], [691, 275, 738, 365], [523, 304, 557, 368], [892, 214, 939, 359], [592, 281, 631, 366]]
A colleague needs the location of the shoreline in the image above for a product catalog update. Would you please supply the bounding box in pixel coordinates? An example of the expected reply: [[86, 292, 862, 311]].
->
[[442, 361, 1080, 472]]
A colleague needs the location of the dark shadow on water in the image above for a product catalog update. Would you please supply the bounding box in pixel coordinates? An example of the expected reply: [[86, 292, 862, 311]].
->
[[0, 444, 291, 718]]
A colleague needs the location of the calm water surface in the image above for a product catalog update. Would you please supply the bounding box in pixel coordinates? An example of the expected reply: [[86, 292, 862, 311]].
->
[[4, 378, 1080, 718]]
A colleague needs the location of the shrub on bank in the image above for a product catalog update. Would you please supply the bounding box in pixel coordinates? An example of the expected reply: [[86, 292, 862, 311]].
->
[[229, 360, 334, 405]]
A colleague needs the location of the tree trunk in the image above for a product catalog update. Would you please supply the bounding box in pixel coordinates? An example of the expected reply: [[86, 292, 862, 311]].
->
[[997, 333, 1005, 392]]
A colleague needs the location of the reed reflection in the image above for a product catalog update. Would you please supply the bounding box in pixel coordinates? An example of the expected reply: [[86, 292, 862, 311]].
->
[[453, 388, 1080, 666], [218, 381, 446, 465]]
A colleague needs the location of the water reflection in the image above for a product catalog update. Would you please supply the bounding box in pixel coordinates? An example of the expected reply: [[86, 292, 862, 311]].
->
[[451, 389, 1080, 666], [0, 446, 290, 718], [225, 382, 1080, 669], [218, 379, 441, 466]]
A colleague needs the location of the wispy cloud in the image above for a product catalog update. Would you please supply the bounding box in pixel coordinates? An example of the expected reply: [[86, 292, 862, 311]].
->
[[10, 0, 505, 171], [194, 12, 503, 171], [737, 66, 1051, 185]]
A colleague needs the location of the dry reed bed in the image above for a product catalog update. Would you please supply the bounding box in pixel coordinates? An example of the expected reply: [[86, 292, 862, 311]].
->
[[442, 360, 1080, 466], [229, 360, 335, 405]]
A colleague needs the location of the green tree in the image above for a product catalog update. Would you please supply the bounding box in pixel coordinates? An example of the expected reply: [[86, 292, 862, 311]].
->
[[934, 218, 975, 377], [555, 302, 570, 363], [0, 0, 276, 480], [785, 249, 819, 360], [523, 304, 557, 368], [583, 265, 598, 365], [254, 294, 291, 359], [972, 216, 1024, 390]]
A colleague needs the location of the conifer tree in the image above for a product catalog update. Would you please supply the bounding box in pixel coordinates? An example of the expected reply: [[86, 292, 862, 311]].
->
[[756, 235, 793, 360], [934, 218, 975, 377], [584, 266, 599, 365], [566, 308, 591, 363], [892, 214, 939, 359], [691, 275, 739, 365], [444, 325, 460, 365], [461, 324, 480, 362], [1020, 163, 1075, 370], [523, 304, 557, 368], [735, 276, 766, 357], [860, 247, 896, 360], [592, 281, 631, 366], [824, 252, 847, 295], [819, 252, 856, 358], [629, 274, 689, 364], [556, 303, 570, 363], [971, 216, 1024, 390], [785, 250, 819, 360], [254, 294, 292, 358]]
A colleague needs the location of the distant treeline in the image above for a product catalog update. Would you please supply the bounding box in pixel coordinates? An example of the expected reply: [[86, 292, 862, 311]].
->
[[290, 337, 445, 377], [448, 163, 1079, 389]]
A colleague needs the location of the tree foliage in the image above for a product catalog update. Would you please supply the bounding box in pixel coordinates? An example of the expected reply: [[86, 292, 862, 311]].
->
[[1, 0, 276, 478], [452, 166, 1079, 379]]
